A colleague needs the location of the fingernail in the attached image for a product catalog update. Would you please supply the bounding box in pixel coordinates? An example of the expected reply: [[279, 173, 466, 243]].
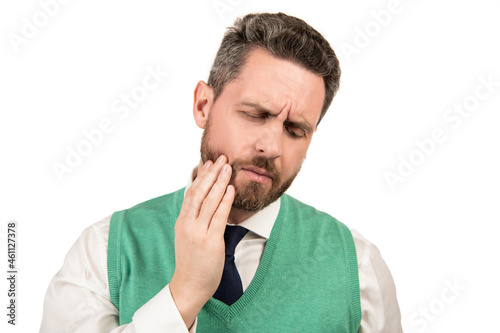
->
[[216, 155, 225, 164], [203, 161, 212, 170], [222, 164, 229, 173]]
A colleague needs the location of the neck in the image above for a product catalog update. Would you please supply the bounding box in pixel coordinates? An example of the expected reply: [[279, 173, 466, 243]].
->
[[193, 161, 258, 225], [227, 207, 256, 225]]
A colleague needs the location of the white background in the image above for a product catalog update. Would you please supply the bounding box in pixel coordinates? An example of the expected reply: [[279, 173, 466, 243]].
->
[[1, 0, 499, 332]]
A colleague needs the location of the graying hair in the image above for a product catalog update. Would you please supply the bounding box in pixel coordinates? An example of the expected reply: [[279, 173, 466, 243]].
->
[[207, 12, 341, 126]]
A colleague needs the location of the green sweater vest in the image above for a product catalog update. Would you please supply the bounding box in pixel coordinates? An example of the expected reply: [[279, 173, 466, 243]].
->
[[108, 188, 361, 332]]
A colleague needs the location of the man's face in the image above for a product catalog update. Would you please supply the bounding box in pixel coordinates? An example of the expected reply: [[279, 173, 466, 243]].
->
[[199, 48, 325, 211]]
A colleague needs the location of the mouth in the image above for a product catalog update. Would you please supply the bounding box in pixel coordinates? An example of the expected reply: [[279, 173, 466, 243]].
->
[[241, 166, 273, 178], [239, 166, 273, 184]]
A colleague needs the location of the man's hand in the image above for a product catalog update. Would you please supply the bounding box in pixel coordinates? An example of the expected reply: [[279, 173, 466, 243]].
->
[[169, 155, 234, 329]]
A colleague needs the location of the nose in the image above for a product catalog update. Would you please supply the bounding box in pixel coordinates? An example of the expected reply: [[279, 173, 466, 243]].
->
[[255, 122, 282, 159]]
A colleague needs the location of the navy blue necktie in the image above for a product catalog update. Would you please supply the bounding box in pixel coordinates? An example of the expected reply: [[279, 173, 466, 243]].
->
[[213, 225, 249, 305]]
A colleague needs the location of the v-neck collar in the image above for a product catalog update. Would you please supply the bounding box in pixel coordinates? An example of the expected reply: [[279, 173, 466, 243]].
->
[[201, 194, 289, 325]]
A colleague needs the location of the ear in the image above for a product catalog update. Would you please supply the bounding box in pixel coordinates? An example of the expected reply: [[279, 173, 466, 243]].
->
[[193, 81, 214, 129]]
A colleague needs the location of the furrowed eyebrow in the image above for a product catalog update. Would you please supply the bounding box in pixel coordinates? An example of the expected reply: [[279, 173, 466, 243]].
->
[[239, 102, 271, 114], [238, 102, 314, 135]]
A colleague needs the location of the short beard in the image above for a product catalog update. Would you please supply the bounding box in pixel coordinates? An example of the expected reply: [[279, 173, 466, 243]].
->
[[200, 121, 300, 212]]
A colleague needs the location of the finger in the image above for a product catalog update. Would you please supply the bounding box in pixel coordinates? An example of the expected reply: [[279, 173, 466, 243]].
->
[[208, 184, 235, 237], [198, 163, 232, 227], [196, 159, 213, 180], [182, 155, 227, 219]]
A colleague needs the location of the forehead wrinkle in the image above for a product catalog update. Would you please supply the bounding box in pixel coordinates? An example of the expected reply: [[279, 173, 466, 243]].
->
[[230, 47, 324, 123], [238, 100, 292, 118]]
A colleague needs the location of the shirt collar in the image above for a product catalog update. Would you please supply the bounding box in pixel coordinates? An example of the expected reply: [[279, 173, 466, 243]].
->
[[184, 167, 280, 240]]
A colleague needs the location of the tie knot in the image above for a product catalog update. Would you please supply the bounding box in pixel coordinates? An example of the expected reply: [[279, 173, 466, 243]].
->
[[224, 225, 248, 255]]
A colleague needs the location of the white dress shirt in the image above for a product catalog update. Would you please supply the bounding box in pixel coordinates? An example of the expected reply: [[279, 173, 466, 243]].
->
[[40, 183, 402, 332]]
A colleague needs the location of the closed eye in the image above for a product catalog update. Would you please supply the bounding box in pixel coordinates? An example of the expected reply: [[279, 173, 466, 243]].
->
[[242, 111, 267, 120], [240, 110, 307, 138], [284, 123, 305, 139]]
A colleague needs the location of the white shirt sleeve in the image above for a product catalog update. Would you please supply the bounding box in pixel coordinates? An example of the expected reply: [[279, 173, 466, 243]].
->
[[351, 229, 403, 333], [40, 216, 194, 333]]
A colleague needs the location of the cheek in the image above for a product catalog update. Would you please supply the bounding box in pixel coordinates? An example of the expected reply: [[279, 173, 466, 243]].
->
[[281, 144, 308, 174], [209, 118, 249, 158]]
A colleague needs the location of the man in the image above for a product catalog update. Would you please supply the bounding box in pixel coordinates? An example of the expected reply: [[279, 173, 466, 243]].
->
[[41, 13, 402, 332]]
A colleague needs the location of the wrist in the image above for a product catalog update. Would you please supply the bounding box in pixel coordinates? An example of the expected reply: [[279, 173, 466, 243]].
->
[[169, 275, 209, 329]]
